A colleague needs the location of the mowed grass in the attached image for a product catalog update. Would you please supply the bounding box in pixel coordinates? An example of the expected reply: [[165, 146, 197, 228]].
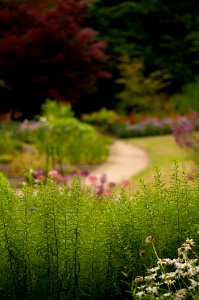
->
[[128, 134, 196, 186]]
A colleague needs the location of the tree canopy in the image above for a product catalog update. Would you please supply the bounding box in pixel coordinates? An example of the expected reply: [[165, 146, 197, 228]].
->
[[87, 0, 199, 99], [0, 0, 199, 116], [0, 0, 110, 117]]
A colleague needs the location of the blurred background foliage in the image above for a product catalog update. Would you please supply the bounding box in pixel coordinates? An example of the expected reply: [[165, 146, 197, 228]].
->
[[0, 0, 199, 117]]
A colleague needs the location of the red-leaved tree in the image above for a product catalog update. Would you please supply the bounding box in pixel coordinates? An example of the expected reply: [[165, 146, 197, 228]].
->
[[0, 0, 110, 117]]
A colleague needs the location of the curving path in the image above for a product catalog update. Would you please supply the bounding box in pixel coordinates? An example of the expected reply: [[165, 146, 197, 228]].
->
[[87, 139, 150, 183]]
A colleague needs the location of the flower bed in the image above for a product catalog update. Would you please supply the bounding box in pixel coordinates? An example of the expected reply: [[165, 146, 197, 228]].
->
[[108, 112, 199, 138], [25, 168, 131, 196], [83, 108, 199, 138]]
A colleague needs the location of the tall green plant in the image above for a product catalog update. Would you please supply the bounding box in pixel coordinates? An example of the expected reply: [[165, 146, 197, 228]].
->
[[0, 169, 199, 299]]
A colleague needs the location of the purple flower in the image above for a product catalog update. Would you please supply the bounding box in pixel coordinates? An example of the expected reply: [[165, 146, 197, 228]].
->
[[34, 169, 44, 176], [30, 207, 36, 212], [60, 175, 69, 183], [100, 174, 107, 184], [172, 117, 195, 147], [71, 170, 78, 177], [97, 185, 104, 196], [80, 170, 89, 178], [109, 182, 116, 188]]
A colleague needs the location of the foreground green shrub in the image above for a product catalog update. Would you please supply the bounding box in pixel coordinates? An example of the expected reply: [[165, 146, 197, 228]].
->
[[0, 169, 199, 299]]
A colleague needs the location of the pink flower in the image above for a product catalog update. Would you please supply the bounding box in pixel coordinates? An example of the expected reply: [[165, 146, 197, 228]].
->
[[38, 174, 46, 182], [104, 189, 112, 195], [120, 180, 130, 187], [48, 170, 62, 180], [88, 175, 98, 183]]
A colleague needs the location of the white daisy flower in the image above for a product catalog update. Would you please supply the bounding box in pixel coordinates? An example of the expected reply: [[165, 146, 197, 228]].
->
[[165, 279, 176, 285], [189, 278, 199, 288], [175, 288, 187, 299], [146, 286, 159, 294], [136, 291, 145, 298], [145, 273, 157, 280], [157, 258, 172, 265], [147, 266, 160, 273], [159, 272, 176, 279], [185, 239, 195, 247], [163, 292, 171, 297]]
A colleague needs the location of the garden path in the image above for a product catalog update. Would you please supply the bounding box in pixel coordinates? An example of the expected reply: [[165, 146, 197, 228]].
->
[[86, 139, 150, 183]]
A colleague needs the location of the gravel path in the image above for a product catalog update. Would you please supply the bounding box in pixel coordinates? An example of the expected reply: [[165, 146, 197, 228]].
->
[[87, 139, 150, 183]]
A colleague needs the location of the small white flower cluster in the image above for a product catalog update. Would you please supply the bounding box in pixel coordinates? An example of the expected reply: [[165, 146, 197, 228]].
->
[[133, 238, 199, 299]]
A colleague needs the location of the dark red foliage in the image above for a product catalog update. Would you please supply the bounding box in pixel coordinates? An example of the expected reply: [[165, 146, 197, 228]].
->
[[0, 0, 110, 117]]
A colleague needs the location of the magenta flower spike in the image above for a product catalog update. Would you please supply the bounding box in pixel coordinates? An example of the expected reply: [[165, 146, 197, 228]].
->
[[80, 170, 89, 178], [100, 174, 107, 184], [97, 185, 104, 196], [71, 170, 78, 177], [60, 175, 69, 184]]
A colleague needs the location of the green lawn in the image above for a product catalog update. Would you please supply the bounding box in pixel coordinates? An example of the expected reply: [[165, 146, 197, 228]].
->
[[128, 134, 196, 186]]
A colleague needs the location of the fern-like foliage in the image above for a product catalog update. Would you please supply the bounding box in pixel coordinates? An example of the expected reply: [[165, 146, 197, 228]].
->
[[0, 169, 198, 299]]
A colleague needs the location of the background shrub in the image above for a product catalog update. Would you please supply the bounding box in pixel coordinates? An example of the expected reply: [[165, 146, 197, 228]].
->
[[19, 100, 112, 167], [0, 129, 22, 156], [82, 107, 117, 127], [172, 77, 199, 114]]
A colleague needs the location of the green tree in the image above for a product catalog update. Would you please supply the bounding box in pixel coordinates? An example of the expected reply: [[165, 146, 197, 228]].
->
[[116, 56, 171, 113], [87, 0, 199, 109]]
